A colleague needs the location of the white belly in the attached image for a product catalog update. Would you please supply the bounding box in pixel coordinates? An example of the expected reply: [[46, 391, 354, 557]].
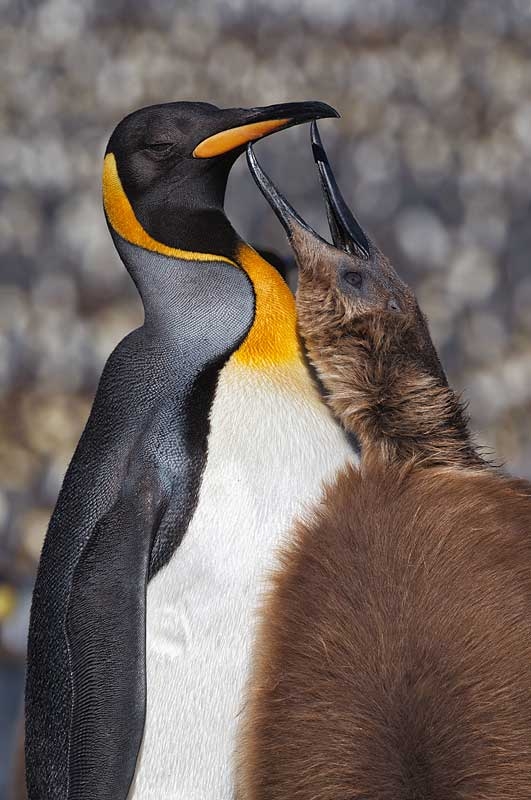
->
[[128, 361, 357, 799]]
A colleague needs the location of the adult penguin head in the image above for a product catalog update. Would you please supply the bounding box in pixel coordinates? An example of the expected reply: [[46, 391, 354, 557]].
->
[[103, 100, 338, 257]]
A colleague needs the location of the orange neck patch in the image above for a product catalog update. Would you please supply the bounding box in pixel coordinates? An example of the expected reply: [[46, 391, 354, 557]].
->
[[102, 153, 234, 265], [232, 243, 300, 368]]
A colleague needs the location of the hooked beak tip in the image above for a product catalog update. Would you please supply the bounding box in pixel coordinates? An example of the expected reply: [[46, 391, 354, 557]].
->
[[310, 119, 326, 160], [310, 121, 331, 186]]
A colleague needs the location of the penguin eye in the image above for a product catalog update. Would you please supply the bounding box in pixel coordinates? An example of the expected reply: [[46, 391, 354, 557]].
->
[[342, 271, 363, 290], [145, 142, 174, 155]]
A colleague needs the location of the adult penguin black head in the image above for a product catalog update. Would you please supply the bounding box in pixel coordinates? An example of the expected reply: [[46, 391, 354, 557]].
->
[[103, 100, 338, 258]]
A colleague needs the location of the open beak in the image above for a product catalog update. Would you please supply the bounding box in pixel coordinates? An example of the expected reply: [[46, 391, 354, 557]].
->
[[310, 122, 370, 258], [193, 101, 339, 159], [246, 121, 371, 260]]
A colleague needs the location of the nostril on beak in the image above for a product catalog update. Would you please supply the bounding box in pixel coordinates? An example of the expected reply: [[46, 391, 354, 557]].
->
[[388, 298, 401, 313]]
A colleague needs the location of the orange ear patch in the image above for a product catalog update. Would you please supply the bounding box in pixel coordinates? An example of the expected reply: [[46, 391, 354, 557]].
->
[[102, 153, 234, 264], [193, 119, 291, 159]]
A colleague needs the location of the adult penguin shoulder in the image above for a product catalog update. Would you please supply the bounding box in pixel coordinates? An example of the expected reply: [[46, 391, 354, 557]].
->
[[25, 101, 357, 800]]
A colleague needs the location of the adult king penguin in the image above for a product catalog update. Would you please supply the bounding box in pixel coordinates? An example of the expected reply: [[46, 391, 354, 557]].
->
[[25, 101, 357, 800]]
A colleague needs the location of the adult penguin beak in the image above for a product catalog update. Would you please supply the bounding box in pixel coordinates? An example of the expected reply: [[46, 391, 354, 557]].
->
[[246, 121, 372, 262], [193, 101, 339, 158]]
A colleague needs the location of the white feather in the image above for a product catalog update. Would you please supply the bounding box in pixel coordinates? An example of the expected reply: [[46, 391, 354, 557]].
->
[[128, 360, 357, 799]]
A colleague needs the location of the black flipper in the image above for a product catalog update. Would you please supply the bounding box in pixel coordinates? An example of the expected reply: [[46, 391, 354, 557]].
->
[[66, 469, 167, 799], [25, 246, 255, 800]]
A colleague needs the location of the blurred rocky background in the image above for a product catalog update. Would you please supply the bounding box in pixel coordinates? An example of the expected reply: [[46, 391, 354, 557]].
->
[[2, 0, 531, 793]]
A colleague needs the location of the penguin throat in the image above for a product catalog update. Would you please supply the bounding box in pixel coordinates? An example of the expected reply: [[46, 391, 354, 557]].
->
[[103, 154, 302, 368], [136, 206, 240, 260], [232, 243, 300, 368]]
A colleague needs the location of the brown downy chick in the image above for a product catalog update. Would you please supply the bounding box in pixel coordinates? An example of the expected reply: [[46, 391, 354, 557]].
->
[[253, 126, 481, 470], [292, 231, 477, 469], [239, 129, 531, 800]]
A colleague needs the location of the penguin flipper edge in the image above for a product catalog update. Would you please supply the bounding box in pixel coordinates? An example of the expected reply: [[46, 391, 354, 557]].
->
[[64, 474, 167, 800]]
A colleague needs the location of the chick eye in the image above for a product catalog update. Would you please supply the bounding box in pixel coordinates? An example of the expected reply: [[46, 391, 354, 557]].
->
[[342, 271, 363, 289], [146, 142, 173, 153]]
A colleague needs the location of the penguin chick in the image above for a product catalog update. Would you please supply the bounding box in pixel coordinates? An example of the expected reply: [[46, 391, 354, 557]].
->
[[240, 128, 531, 800]]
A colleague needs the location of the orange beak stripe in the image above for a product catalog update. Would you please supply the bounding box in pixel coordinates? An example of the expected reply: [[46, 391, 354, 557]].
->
[[192, 118, 291, 158]]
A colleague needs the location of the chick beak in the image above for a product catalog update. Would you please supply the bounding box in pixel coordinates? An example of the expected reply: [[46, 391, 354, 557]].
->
[[246, 142, 320, 241], [246, 123, 371, 266], [310, 121, 370, 259]]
